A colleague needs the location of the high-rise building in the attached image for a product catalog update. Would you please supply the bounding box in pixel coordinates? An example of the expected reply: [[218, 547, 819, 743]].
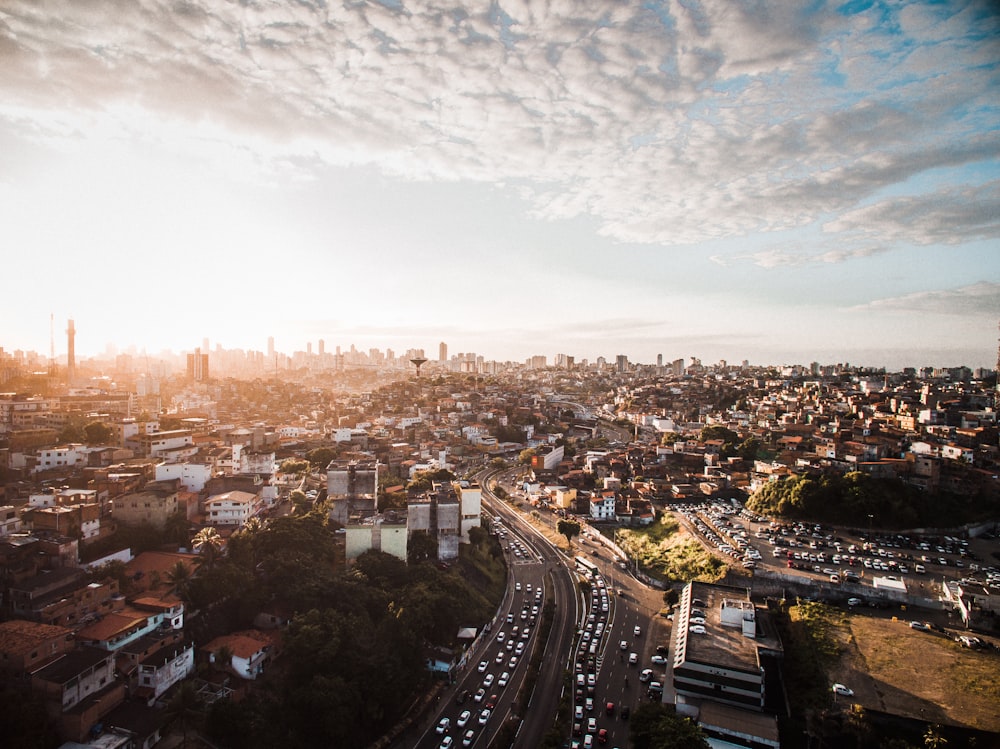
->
[[186, 348, 209, 382], [439, 341, 447, 362], [318, 339, 325, 356], [267, 337, 275, 358], [616, 354, 628, 373], [65, 319, 76, 383]]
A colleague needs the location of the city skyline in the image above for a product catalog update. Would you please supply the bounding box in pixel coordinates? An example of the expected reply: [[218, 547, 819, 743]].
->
[[1, 2, 998, 369]]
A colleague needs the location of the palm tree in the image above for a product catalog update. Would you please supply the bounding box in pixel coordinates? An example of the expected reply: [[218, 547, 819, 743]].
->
[[192, 527, 223, 570], [164, 680, 202, 749], [165, 560, 192, 598], [924, 725, 948, 749]]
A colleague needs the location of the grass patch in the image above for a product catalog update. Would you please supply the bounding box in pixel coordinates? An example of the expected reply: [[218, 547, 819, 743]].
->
[[617, 515, 727, 583]]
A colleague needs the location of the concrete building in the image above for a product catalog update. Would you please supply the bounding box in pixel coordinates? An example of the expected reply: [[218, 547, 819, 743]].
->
[[204, 490, 261, 528], [671, 581, 782, 748], [112, 488, 179, 531], [407, 483, 461, 561], [326, 459, 378, 526], [345, 510, 409, 562]]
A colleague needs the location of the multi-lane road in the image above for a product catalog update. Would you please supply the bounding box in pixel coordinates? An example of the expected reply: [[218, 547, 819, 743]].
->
[[420, 472, 670, 749]]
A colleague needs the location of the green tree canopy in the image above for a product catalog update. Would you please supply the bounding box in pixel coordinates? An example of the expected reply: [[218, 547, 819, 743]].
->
[[83, 420, 113, 444], [557, 519, 581, 546], [629, 703, 710, 749]]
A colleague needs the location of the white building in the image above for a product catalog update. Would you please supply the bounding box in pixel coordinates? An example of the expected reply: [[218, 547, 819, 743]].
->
[[136, 641, 195, 704], [205, 490, 261, 528], [155, 461, 213, 493], [35, 444, 88, 473]]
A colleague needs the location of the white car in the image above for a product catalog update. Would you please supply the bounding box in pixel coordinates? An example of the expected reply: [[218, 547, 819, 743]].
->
[[832, 683, 855, 697], [456, 710, 472, 727], [498, 671, 510, 687], [689, 625, 707, 634], [483, 673, 494, 687], [634, 625, 642, 636], [619, 640, 628, 651], [478, 709, 491, 725], [436, 717, 451, 734], [628, 652, 638, 664], [478, 660, 488, 673], [651, 655, 668, 665]]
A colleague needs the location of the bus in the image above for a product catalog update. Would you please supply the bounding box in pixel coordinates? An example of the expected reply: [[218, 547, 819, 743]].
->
[[575, 555, 598, 576]]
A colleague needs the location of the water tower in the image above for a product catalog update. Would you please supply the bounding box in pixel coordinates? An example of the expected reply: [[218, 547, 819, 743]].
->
[[410, 357, 428, 378]]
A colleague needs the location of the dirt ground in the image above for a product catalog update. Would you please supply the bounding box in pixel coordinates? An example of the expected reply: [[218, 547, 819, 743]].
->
[[829, 609, 1000, 732]]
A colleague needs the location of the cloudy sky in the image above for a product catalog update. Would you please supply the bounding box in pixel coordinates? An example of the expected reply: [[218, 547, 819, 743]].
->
[[1, 0, 998, 369]]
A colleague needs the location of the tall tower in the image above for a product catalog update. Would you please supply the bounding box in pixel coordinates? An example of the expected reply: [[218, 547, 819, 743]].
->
[[439, 341, 447, 362], [66, 319, 76, 383]]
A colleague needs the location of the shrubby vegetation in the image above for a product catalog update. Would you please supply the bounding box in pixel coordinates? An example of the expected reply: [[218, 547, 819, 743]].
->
[[747, 471, 999, 528], [186, 511, 505, 748], [619, 515, 727, 583]]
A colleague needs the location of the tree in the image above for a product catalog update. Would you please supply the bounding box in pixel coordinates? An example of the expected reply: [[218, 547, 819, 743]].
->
[[407, 530, 438, 565], [518, 448, 537, 465], [164, 680, 203, 749], [166, 560, 193, 599], [192, 527, 224, 570], [279, 458, 309, 475], [629, 703, 710, 749], [83, 420, 113, 445], [305, 447, 336, 469], [923, 725, 948, 749], [557, 519, 581, 546]]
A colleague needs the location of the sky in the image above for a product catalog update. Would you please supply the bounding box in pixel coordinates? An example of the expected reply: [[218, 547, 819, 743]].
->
[[1, 0, 998, 370]]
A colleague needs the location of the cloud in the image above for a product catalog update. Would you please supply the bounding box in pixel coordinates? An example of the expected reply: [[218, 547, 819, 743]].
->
[[824, 180, 1000, 245], [0, 0, 997, 247], [854, 282, 1000, 317], [729, 245, 890, 269]]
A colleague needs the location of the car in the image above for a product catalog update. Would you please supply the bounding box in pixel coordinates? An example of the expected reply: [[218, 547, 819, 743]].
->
[[651, 654, 668, 665], [477, 660, 488, 672], [573, 722, 582, 736], [585, 697, 594, 712], [498, 671, 510, 687], [483, 673, 494, 687], [474, 688, 486, 703], [456, 689, 469, 705], [436, 717, 451, 734], [639, 668, 653, 682], [497, 631, 505, 642], [689, 625, 707, 634], [619, 640, 628, 651], [648, 680, 663, 693], [486, 694, 498, 709], [634, 625, 642, 636], [847, 597, 863, 607], [575, 705, 584, 720], [655, 644, 670, 655], [587, 674, 596, 687], [462, 729, 475, 746], [832, 683, 855, 697], [506, 612, 514, 623], [515, 642, 525, 654], [587, 717, 597, 732], [440, 737, 454, 749], [583, 736, 594, 749], [628, 652, 638, 664], [478, 709, 491, 725], [508, 657, 518, 669], [456, 710, 472, 727], [597, 728, 608, 744], [909, 621, 931, 631], [690, 616, 706, 625], [605, 701, 615, 716], [515, 582, 521, 591]]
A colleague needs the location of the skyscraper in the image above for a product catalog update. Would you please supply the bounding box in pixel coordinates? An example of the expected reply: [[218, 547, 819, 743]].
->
[[65, 318, 76, 383], [439, 341, 447, 362], [187, 347, 209, 382]]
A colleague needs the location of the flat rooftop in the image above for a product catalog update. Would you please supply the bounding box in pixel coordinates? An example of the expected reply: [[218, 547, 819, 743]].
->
[[675, 581, 782, 674]]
